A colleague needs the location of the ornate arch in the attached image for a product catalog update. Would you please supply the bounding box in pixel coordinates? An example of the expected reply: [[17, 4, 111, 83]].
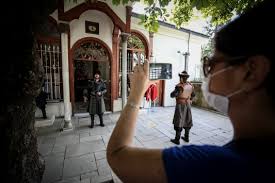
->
[[71, 37, 112, 62], [73, 41, 110, 62], [58, 1, 126, 32], [130, 30, 149, 58]]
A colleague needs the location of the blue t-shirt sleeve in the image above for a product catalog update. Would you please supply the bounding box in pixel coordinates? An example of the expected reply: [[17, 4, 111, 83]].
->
[[162, 145, 241, 183]]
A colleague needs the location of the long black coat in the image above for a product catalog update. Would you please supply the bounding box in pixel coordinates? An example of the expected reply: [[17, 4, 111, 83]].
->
[[35, 91, 48, 109], [87, 79, 107, 115]]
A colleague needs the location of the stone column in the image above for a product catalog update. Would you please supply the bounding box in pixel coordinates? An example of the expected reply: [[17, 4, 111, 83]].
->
[[61, 32, 73, 130], [120, 33, 130, 108], [112, 26, 120, 101]]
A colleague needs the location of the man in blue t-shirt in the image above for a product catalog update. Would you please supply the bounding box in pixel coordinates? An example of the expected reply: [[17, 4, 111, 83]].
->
[[162, 139, 275, 182]]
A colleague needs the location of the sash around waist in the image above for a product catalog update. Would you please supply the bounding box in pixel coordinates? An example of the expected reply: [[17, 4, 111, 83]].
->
[[176, 97, 190, 104]]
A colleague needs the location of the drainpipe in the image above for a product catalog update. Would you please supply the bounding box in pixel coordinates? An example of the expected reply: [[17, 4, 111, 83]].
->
[[183, 31, 191, 71]]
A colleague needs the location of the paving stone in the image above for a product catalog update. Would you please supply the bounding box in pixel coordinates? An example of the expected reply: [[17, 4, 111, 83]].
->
[[191, 129, 215, 138], [81, 171, 99, 180], [41, 136, 56, 146], [80, 178, 91, 183], [63, 154, 97, 178], [101, 135, 111, 146], [39, 107, 234, 183], [95, 159, 112, 177], [80, 135, 102, 143], [78, 117, 90, 123], [42, 153, 64, 183], [90, 174, 113, 183], [98, 166, 112, 177], [89, 127, 111, 136], [54, 176, 81, 183], [38, 144, 54, 156], [94, 151, 106, 161], [79, 132, 91, 138], [52, 145, 66, 154], [96, 158, 109, 169], [55, 134, 79, 146], [66, 141, 105, 158]]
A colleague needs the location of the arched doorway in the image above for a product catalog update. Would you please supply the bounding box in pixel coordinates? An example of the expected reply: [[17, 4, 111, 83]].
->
[[71, 38, 112, 113]]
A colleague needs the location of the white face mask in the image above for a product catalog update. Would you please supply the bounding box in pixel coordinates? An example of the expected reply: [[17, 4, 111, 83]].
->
[[201, 67, 243, 115]]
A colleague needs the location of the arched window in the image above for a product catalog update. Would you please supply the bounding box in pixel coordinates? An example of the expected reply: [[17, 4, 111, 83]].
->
[[118, 34, 148, 97]]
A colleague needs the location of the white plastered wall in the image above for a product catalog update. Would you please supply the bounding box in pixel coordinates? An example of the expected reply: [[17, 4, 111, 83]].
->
[[64, 0, 127, 24], [132, 18, 208, 107], [69, 10, 114, 50]]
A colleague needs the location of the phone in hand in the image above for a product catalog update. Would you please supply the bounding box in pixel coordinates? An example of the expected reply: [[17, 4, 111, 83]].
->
[[149, 63, 172, 80]]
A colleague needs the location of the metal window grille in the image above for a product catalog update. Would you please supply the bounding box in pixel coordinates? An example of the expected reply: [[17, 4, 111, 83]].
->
[[37, 43, 63, 101], [118, 50, 134, 97], [118, 50, 146, 97], [119, 50, 133, 73]]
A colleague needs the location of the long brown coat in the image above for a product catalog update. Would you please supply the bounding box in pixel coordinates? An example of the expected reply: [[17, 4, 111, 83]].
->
[[172, 103, 193, 128], [87, 79, 107, 115], [170, 82, 194, 128]]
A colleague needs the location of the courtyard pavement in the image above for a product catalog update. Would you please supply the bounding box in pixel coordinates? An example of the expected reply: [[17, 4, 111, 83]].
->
[[37, 106, 233, 183]]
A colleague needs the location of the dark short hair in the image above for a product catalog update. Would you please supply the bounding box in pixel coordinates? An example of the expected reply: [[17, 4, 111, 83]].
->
[[214, 0, 275, 104], [94, 71, 101, 76]]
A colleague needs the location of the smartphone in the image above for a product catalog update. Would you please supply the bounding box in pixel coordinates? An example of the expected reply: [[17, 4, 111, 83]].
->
[[149, 63, 172, 80]]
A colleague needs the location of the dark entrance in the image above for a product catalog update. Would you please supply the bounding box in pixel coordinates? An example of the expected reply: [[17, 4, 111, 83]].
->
[[73, 40, 111, 113], [74, 61, 97, 113]]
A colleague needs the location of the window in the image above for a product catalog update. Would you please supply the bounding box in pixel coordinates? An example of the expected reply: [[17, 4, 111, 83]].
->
[[37, 43, 63, 101], [119, 34, 146, 97]]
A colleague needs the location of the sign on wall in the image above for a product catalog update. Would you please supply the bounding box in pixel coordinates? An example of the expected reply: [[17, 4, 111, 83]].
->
[[85, 21, 99, 35]]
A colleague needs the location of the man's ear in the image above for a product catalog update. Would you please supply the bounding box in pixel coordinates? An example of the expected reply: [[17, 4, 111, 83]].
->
[[243, 55, 271, 92]]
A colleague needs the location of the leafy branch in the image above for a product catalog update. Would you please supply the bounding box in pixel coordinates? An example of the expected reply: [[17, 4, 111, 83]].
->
[[64, 0, 264, 32]]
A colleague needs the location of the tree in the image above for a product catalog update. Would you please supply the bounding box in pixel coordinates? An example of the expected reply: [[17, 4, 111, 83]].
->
[[112, 0, 264, 32], [1, 1, 57, 182], [200, 21, 218, 59]]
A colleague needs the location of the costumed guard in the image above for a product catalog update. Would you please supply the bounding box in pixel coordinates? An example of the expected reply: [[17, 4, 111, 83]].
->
[[170, 71, 195, 144], [87, 71, 107, 128]]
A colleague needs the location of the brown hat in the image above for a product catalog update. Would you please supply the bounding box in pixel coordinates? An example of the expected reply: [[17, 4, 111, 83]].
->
[[178, 71, 189, 78]]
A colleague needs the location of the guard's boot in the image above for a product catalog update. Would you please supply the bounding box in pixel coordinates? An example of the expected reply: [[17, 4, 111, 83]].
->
[[99, 114, 105, 127], [90, 115, 94, 128], [181, 128, 190, 142], [171, 130, 181, 145]]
